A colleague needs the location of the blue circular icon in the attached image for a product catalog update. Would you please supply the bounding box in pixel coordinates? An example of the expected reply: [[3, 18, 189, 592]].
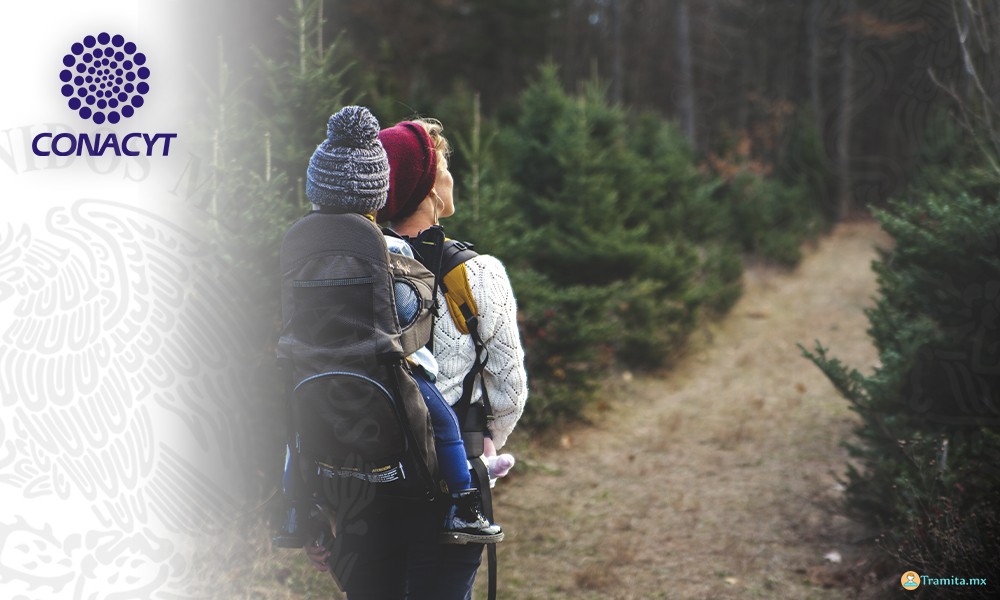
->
[[62, 33, 150, 124]]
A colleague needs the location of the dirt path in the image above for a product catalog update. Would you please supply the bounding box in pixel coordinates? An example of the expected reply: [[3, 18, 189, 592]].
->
[[488, 221, 890, 599]]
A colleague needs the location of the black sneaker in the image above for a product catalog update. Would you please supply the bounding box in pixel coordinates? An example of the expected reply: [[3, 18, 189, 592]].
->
[[440, 489, 504, 544]]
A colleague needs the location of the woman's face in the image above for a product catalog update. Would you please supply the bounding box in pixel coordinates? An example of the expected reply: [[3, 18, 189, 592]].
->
[[434, 156, 455, 219]]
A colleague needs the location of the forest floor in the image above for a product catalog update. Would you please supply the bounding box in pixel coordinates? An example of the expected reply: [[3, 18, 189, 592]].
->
[[209, 219, 893, 599], [481, 219, 892, 599]]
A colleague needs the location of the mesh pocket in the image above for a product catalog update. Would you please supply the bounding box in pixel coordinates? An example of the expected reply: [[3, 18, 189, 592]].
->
[[393, 278, 422, 328], [292, 277, 374, 348]]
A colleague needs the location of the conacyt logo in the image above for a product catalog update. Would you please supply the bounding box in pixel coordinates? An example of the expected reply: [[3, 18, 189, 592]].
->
[[61, 32, 149, 125], [32, 32, 176, 158]]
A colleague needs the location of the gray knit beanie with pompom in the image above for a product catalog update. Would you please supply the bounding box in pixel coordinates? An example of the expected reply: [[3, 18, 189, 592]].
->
[[305, 106, 390, 213]]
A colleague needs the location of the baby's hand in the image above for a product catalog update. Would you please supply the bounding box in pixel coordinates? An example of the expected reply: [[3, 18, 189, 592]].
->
[[487, 454, 515, 478]]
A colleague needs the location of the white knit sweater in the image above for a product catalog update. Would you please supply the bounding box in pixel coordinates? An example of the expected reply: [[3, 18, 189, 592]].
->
[[432, 254, 527, 450]]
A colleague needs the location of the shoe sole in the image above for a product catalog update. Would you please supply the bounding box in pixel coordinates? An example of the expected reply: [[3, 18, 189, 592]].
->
[[439, 531, 505, 545]]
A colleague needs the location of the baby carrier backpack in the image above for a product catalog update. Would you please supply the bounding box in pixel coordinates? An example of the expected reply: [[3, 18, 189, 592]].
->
[[273, 211, 445, 540], [272, 214, 501, 599]]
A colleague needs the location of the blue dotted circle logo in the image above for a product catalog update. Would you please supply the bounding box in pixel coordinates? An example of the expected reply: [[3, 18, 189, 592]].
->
[[60, 32, 150, 125]]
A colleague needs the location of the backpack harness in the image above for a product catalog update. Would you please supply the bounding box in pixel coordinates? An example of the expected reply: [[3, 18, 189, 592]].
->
[[387, 225, 499, 600]]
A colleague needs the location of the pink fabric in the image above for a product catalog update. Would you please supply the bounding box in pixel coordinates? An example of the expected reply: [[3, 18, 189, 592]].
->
[[377, 122, 438, 223]]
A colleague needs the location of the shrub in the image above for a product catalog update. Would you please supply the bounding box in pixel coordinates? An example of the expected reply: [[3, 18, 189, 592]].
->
[[453, 65, 747, 424], [727, 174, 821, 266], [803, 192, 1000, 585]]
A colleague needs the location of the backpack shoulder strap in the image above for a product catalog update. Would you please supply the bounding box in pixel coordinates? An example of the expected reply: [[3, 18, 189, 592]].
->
[[424, 237, 500, 600], [436, 240, 495, 448], [392, 231, 494, 433], [439, 240, 480, 334]]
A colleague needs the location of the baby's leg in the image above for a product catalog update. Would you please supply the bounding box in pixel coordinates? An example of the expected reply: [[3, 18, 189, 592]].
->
[[412, 371, 472, 492]]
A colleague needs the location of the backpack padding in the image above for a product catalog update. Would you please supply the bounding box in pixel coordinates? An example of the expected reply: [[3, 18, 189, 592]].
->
[[438, 240, 480, 334], [441, 263, 478, 335]]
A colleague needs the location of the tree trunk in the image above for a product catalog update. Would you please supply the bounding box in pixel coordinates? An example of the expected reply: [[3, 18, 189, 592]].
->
[[611, 0, 624, 104], [808, 0, 823, 137], [676, 0, 697, 149], [837, 0, 855, 221]]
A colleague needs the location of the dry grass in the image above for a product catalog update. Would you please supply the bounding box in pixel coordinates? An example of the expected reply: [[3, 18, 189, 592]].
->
[[207, 221, 890, 599], [477, 221, 889, 599], [191, 516, 346, 599]]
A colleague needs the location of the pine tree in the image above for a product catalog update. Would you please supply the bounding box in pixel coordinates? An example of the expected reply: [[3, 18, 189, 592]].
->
[[480, 65, 745, 424], [803, 193, 1000, 585], [257, 0, 355, 209]]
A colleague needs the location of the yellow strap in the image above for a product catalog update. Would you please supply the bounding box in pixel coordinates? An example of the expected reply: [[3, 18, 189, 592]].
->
[[442, 263, 478, 334]]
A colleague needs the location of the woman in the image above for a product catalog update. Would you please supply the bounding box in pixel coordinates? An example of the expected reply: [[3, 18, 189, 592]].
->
[[307, 116, 528, 600], [378, 119, 527, 456]]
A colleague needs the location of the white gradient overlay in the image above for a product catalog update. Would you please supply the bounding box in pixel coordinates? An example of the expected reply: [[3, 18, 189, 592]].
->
[[2, 2, 256, 598]]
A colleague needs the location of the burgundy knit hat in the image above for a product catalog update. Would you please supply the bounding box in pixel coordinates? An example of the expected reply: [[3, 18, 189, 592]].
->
[[377, 121, 438, 223]]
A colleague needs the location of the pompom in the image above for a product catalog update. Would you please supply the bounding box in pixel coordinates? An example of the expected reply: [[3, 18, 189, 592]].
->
[[326, 105, 380, 148]]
